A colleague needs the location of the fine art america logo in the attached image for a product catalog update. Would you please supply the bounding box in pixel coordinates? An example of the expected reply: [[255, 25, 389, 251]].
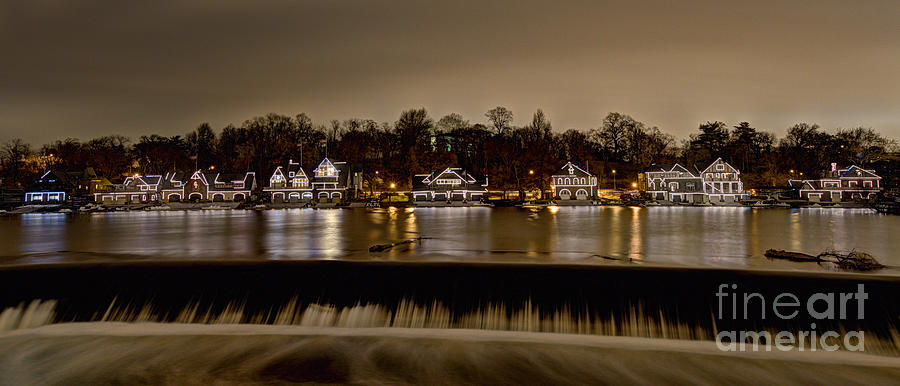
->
[[715, 284, 867, 352]]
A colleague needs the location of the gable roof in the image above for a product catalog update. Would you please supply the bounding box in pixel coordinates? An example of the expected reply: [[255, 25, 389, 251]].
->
[[187, 170, 209, 186], [701, 158, 739, 174], [839, 165, 880, 179], [314, 158, 340, 174], [414, 168, 486, 190], [553, 162, 593, 177]]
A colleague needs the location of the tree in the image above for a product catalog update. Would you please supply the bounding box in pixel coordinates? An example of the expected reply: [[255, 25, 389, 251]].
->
[[42, 138, 87, 171], [729, 122, 756, 172], [86, 135, 131, 179], [524, 109, 555, 197], [436, 113, 469, 133], [780, 123, 830, 176], [395, 108, 434, 186], [133, 135, 191, 174], [689, 121, 729, 165], [1, 138, 32, 187], [595, 112, 640, 162], [485, 106, 513, 135], [186, 123, 217, 170], [833, 127, 896, 166], [557, 129, 595, 166]]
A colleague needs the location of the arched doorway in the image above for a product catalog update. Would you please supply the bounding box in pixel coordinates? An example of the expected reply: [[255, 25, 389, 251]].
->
[[575, 189, 588, 200]]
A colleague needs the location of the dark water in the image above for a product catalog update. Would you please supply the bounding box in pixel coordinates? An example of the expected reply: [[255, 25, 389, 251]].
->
[[1, 207, 897, 273]]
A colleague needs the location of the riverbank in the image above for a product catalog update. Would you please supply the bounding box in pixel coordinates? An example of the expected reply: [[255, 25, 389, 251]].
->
[[0, 200, 884, 215]]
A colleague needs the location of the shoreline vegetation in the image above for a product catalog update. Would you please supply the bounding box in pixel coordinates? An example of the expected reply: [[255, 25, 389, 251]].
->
[[2, 108, 898, 196]]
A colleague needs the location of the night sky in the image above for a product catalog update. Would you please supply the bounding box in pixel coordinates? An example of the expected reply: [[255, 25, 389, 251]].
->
[[1, 0, 898, 145]]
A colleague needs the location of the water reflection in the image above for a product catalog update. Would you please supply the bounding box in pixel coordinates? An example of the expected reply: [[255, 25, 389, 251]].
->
[[0, 207, 897, 273]]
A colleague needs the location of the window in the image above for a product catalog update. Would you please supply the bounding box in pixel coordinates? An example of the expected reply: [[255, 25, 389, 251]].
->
[[716, 164, 724, 171], [316, 165, 337, 177], [289, 172, 295, 178], [849, 181, 858, 187], [863, 181, 872, 188]]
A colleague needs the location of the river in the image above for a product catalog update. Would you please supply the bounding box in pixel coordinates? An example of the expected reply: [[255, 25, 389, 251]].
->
[[1, 206, 897, 273]]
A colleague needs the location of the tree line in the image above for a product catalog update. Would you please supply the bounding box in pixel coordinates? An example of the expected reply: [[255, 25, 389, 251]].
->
[[2, 108, 897, 193]]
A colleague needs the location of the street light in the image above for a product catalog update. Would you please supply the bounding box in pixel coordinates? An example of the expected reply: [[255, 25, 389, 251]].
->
[[390, 183, 396, 189], [529, 170, 534, 175], [612, 169, 617, 190], [631, 182, 637, 189]]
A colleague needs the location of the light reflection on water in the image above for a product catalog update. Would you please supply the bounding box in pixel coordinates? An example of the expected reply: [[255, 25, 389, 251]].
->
[[0, 207, 897, 272]]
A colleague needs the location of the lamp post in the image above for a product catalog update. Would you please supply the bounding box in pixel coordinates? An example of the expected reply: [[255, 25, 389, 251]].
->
[[612, 169, 617, 190]]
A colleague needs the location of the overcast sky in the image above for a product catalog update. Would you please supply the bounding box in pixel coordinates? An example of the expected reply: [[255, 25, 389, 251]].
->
[[1, 0, 898, 145]]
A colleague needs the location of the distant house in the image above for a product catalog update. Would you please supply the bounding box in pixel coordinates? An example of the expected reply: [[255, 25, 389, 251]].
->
[[698, 158, 746, 203], [551, 162, 597, 200], [412, 167, 488, 202], [264, 159, 313, 203], [94, 175, 162, 204], [159, 170, 255, 202], [25, 170, 76, 203], [311, 158, 351, 201], [788, 163, 881, 202], [644, 158, 746, 203], [160, 172, 187, 202], [25, 168, 112, 203]]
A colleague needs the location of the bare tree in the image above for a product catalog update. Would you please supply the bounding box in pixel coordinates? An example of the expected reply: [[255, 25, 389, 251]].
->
[[1, 138, 32, 186], [485, 106, 513, 135]]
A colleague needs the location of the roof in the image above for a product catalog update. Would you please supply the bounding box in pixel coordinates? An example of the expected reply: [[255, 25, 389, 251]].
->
[[700, 158, 739, 174], [838, 165, 880, 179], [413, 167, 487, 191], [552, 162, 593, 177]]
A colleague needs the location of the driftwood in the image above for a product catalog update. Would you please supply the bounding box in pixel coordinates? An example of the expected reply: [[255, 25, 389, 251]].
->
[[764, 249, 822, 262], [818, 249, 885, 271], [369, 237, 422, 252], [765, 249, 885, 271], [591, 254, 634, 262]]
